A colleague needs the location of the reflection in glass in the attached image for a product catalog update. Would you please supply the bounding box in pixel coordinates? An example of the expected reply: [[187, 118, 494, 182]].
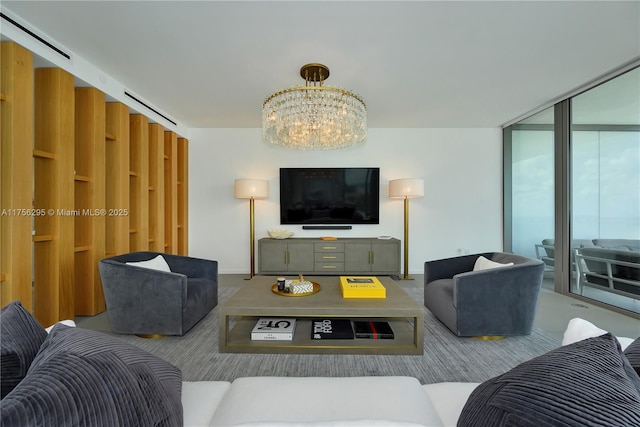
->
[[571, 68, 640, 313]]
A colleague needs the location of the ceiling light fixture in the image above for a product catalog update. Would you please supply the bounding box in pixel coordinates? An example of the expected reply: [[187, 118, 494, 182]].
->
[[262, 63, 367, 150]]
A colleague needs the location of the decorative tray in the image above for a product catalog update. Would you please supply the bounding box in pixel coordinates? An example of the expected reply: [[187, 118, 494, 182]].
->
[[271, 282, 321, 297]]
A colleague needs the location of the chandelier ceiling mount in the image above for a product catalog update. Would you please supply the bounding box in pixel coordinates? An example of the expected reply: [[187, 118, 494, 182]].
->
[[262, 63, 367, 150]]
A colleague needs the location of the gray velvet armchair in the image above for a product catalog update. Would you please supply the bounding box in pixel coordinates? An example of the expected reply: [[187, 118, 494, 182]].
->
[[98, 251, 218, 336], [424, 252, 544, 337]]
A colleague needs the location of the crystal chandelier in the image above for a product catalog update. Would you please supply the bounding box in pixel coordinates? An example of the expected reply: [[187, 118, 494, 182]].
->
[[262, 63, 367, 150]]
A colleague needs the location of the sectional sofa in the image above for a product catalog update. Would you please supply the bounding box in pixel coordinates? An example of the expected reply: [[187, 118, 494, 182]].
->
[[2, 300, 640, 426]]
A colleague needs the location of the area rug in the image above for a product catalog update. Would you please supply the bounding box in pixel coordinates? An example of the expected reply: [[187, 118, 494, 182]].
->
[[107, 284, 560, 384]]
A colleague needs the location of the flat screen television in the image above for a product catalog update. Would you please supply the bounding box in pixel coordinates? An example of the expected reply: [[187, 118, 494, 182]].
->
[[280, 167, 380, 225]]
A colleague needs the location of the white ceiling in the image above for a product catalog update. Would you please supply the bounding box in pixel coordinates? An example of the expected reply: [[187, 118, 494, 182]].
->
[[2, 1, 640, 129]]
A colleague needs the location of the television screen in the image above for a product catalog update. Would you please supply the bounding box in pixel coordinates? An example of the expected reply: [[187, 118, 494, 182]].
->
[[280, 168, 380, 224]]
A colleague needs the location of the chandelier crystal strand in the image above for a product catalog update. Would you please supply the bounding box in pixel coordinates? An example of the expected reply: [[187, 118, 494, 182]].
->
[[262, 64, 367, 150]]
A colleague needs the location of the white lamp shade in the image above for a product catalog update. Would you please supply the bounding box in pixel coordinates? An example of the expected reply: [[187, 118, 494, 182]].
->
[[234, 179, 269, 199], [389, 178, 424, 199]]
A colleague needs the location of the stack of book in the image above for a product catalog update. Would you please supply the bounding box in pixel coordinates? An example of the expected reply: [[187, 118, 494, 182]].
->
[[353, 321, 394, 339], [310, 319, 394, 340], [339, 276, 386, 298], [251, 318, 296, 341], [311, 319, 354, 340]]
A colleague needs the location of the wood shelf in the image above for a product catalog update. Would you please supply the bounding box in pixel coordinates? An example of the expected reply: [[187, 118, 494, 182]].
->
[[2, 41, 189, 321], [1, 42, 34, 309], [73, 87, 106, 316], [164, 131, 178, 254], [33, 149, 55, 159], [148, 123, 165, 252], [176, 137, 188, 255], [33, 67, 76, 326], [129, 114, 149, 252], [105, 102, 130, 257]]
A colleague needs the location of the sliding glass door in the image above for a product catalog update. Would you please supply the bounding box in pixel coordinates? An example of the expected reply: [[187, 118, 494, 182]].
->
[[570, 68, 640, 312], [504, 66, 640, 315]]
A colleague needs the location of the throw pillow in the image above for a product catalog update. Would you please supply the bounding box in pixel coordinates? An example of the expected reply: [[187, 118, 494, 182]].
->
[[625, 337, 640, 376], [562, 317, 634, 350], [126, 254, 171, 272], [472, 255, 514, 271], [45, 319, 77, 333], [0, 301, 47, 398], [0, 325, 183, 426], [458, 333, 640, 426]]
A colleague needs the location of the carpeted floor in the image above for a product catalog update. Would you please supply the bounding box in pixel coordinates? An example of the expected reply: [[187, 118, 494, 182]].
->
[[89, 282, 561, 384]]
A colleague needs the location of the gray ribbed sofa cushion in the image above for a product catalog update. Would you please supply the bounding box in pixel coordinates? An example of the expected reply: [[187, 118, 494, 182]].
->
[[0, 301, 47, 398], [458, 333, 640, 426], [0, 324, 183, 426]]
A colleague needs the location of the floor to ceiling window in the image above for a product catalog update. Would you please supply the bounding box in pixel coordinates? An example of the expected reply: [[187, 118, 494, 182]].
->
[[570, 68, 640, 313], [504, 66, 640, 316], [507, 108, 555, 279]]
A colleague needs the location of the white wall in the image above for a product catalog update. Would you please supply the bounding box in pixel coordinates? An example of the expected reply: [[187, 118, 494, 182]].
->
[[189, 128, 504, 274]]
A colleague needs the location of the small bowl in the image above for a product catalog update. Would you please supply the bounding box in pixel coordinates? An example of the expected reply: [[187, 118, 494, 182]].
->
[[268, 229, 294, 239]]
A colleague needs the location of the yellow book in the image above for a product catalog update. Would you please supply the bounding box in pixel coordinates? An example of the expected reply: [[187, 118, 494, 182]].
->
[[340, 276, 386, 298]]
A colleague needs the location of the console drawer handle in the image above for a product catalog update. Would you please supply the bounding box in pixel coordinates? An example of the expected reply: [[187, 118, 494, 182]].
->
[[323, 246, 337, 250], [322, 265, 337, 269], [322, 256, 337, 259]]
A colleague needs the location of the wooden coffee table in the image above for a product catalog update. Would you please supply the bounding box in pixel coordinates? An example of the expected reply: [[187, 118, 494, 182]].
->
[[219, 275, 424, 354]]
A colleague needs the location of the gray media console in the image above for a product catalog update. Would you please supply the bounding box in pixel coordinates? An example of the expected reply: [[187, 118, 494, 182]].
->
[[258, 237, 401, 276]]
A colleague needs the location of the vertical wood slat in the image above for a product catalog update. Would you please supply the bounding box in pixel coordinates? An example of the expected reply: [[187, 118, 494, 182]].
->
[[0, 42, 34, 310], [33, 68, 75, 325], [105, 103, 130, 257], [129, 114, 149, 251], [74, 87, 106, 315], [148, 123, 165, 252], [164, 131, 178, 254], [177, 137, 189, 255]]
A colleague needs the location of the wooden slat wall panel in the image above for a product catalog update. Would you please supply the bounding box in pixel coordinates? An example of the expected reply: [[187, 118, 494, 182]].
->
[[74, 87, 106, 315], [0, 42, 34, 310], [177, 137, 188, 255], [0, 43, 190, 319], [105, 103, 130, 257], [148, 123, 165, 252], [129, 114, 149, 251], [33, 68, 75, 325], [164, 131, 178, 254]]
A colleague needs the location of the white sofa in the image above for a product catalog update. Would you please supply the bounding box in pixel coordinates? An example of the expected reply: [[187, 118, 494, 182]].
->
[[3, 299, 639, 427], [180, 317, 640, 427], [181, 377, 479, 427]]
